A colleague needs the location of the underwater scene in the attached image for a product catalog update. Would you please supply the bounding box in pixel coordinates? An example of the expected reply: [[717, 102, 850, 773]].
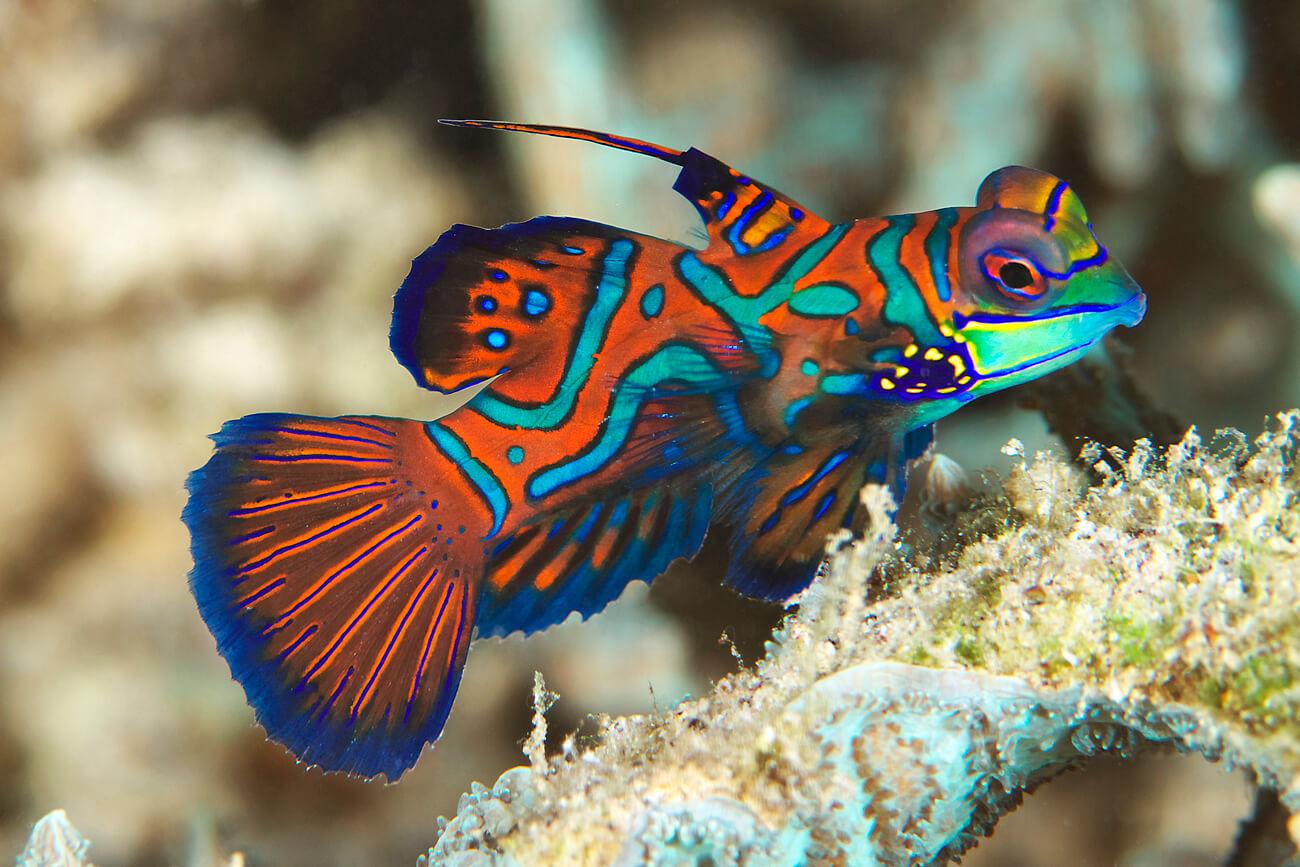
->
[[2, 1, 1298, 865]]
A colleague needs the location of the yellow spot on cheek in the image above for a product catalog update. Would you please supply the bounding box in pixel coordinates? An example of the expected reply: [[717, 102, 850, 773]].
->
[[903, 344, 919, 358], [958, 375, 972, 385], [949, 356, 966, 376], [906, 385, 926, 394], [894, 366, 909, 378], [937, 386, 957, 394], [939, 324, 953, 337], [879, 378, 896, 390], [924, 347, 943, 361]]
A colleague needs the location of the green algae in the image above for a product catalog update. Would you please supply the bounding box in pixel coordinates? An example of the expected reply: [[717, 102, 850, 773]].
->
[[429, 412, 1300, 865]]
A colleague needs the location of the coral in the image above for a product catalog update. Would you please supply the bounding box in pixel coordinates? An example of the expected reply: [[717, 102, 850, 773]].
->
[[428, 413, 1300, 865], [17, 810, 92, 867]]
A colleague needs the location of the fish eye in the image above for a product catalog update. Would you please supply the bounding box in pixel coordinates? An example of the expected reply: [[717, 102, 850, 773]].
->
[[998, 261, 1033, 289], [981, 250, 1048, 302]]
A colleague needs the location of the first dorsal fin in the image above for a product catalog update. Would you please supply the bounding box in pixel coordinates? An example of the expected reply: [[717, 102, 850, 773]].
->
[[438, 120, 830, 258]]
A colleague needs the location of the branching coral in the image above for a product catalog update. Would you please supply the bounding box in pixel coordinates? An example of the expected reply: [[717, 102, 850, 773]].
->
[[427, 413, 1300, 865]]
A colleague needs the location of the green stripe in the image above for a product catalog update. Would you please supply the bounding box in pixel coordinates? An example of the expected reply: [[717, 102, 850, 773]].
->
[[925, 208, 958, 302], [873, 215, 944, 347]]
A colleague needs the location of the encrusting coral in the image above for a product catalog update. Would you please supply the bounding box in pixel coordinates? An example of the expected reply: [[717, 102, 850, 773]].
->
[[427, 412, 1300, 865]]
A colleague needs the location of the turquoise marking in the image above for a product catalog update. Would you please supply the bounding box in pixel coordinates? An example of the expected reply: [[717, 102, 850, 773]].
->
[[800, 359, 819, 376], [784, 395, 813, 428], [679, 222, 851, 336], [640, 283, 665, 318], [821, 373, 868, 396], [523, 289, 551, 317], [486, 329, 509, 349], [470, 239, 634, 429], [873, 216, 945, 347], [507, 446, 525, 465], [424, 422, 509, 538], [926, 208, 958, 302], [528, 344, 732, 499], [789, 284, 860, 317]]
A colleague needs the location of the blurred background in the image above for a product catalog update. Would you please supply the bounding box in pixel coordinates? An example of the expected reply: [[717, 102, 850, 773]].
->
[[0, 0, 1297, 864]]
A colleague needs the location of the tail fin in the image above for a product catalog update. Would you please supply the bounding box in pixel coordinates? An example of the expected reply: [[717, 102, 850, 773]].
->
[[183, 413, 489, 780]]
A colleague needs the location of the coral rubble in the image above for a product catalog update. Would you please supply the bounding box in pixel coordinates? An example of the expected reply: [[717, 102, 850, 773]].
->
[[428, 413, 1300, 865]]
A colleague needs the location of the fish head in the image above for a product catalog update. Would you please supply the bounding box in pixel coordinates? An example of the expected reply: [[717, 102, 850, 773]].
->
[[866, 167, 1146, 420], [944, 166, 1146, 397]]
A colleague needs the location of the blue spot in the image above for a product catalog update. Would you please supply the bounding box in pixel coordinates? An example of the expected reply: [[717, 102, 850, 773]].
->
[[782, 443, 805, 455], [523, 289, 551, 317], [561, 245, 584, 255], [507, 446, 525, 465], [476, 296, 498, 313], [470, 239, 634, 430], [801, 359, 819, 376], [640, 284, 665, 318], [845, 319, 860, 336], [431, 499, 439, 510], [485, 330, 509, 350], [489, 269, 509, 282], [789, 207, 805, 222]]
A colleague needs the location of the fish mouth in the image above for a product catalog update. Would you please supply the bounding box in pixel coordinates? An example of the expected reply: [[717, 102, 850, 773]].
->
[[1116, 291, 1147, 327], [983, 339, 1097, 381]]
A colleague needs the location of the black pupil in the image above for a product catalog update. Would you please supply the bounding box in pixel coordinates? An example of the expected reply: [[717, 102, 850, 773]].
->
[[999, 261, 1034, 290]]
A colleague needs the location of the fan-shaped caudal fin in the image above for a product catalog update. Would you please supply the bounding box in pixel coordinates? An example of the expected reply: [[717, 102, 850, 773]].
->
[[437, 119, 831, 257], [183, 413, 492, 780]]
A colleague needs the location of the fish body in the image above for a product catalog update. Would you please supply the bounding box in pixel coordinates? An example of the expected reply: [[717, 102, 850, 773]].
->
[[183, 121, 1146, 779]]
